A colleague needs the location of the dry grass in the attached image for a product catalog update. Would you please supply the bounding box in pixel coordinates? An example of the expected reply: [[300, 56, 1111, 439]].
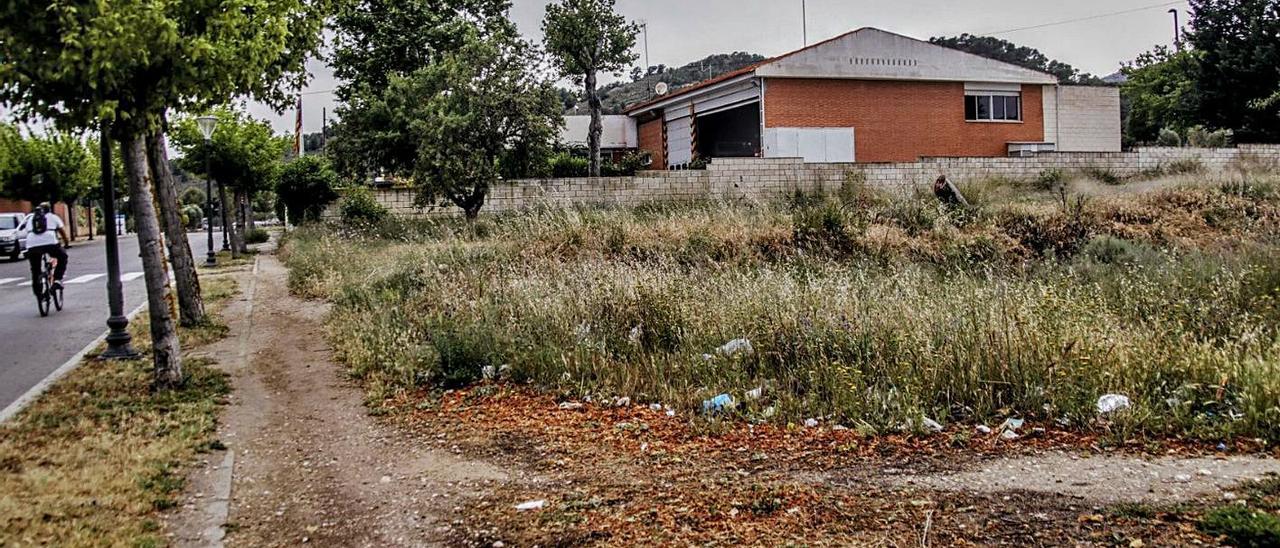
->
[[284, 171, 1280, 442], [0, 276, 238, 547]]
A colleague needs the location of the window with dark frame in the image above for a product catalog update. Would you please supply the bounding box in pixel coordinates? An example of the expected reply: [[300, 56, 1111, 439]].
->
[[965, 93, 1021, 122]]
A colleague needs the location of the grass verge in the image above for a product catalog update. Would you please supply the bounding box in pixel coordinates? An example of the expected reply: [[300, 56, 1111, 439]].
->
[[0, 276, 238, 546]]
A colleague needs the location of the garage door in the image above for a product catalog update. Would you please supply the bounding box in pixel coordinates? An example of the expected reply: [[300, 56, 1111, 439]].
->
[[666, 115, 694, 167], [763, 127, 856, 163]]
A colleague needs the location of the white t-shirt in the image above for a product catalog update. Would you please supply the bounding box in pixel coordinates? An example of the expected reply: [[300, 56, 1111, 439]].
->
[[22, 212, 64, 248]]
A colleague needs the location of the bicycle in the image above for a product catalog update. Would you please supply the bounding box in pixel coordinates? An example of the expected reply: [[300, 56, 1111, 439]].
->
[[36, 252, 63, 317]]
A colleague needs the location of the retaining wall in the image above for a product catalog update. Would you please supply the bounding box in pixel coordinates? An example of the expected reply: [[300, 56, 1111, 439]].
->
[[344, 145, 1280, 218]]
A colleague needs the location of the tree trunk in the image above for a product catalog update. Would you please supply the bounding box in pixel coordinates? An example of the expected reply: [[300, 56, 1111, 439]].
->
[[121, 134, 183, 390], [585, 69, 602, 178], [219, 182, 240, 259], [67, 202, 78, 240], [146, 129, 206, 327], [232, 188, 248, 254]]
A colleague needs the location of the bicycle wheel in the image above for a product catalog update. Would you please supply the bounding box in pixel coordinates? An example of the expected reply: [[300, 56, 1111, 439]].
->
[[53, 283, 63, 311], [36, 282, 50, 317]]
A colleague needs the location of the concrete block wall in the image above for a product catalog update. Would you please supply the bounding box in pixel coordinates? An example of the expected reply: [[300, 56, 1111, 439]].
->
[[348, 145, 1280, 218]]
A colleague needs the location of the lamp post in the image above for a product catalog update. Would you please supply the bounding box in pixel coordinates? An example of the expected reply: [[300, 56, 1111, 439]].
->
[[197, 116, 218, 266], [1169, 9, 1182, 51], [97, 120, 138, 360]]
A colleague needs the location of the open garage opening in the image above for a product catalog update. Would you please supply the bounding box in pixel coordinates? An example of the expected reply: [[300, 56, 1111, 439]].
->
[[695, 102, 761, 160]]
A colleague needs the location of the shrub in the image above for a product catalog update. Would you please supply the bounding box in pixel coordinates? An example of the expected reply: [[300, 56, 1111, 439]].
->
[[1035, 168, 1066, 190], [181, 204, 204, 229], [1157, 128, 1182, 147], [1186, 126, 1234, 148], [244, 228, 270, 245], [339, 187, 389, 225], [1082, 166, 1124, 185], [792, 199, 856, 251], [602, 152, 650, 176], [180, 187, 207, 207], [1199, 506, 1280, 547], [1165, 158, 1205, 175], [548, 152, 588, 178], [276, 156, 340, 223], [1078, 236, 1161, 266]]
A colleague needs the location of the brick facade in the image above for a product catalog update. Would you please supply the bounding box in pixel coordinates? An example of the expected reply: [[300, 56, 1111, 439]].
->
[[763, 79, 1045, 163], [637, 118, 665, 170], [335, 145, 1280, 219]]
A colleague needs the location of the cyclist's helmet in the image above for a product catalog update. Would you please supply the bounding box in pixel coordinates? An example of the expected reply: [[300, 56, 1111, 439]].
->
[[37, 202, 51, 213]]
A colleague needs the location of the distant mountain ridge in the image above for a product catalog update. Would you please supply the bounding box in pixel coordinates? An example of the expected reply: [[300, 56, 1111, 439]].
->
[[568, 52, 766, 115]]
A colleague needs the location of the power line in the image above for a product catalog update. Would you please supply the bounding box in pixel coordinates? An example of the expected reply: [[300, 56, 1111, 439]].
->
[[300, 88, 336, 96], [984, 1, 1186, 36]]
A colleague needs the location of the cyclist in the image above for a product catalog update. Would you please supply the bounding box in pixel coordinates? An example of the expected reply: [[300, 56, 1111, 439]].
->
[[23, 202, 70, 295]]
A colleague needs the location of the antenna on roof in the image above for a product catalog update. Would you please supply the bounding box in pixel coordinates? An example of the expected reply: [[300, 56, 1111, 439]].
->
[[654, 82, 669, 96], [802, 0, 808, 46]]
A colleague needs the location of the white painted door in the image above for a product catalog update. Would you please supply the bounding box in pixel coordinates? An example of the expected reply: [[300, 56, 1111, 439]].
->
[[763, 127, 855, 163]]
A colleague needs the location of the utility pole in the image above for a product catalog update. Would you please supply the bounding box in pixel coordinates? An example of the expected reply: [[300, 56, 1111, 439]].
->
[[802, 0, 808, 46], [1169, 9, 1182, 51]]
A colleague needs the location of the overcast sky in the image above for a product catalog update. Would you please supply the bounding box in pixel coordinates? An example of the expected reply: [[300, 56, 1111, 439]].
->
[[252, 0, 1191, 135]]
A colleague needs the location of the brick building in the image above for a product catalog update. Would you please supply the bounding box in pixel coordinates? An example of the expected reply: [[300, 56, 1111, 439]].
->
[[625, 28, 1121, 168]]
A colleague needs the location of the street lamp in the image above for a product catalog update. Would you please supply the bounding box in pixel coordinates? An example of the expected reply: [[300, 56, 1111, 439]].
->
[[97, 120, 138, 360], [197, 115, 217, 267]]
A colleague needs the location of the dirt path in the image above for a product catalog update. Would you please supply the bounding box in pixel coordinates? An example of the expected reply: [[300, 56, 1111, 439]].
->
[[166, 254, 513, 547]]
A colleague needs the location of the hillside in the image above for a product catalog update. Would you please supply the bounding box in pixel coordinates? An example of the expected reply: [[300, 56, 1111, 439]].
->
[[567, 52, 765, 115]]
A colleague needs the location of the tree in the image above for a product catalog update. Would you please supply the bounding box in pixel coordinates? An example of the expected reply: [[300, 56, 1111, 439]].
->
[[394, 29, 561, 218], [543, 0, 639, 177], [276, 156, 340, 223], [172, 108, 289, 257], [328, 0, 516, 181], [0, 127, 97, 206], [1187, 0, 1280, 142], [1120, 47, 1201, 144], [929, 34, 1103, 84], [0, 0, 328, 389]]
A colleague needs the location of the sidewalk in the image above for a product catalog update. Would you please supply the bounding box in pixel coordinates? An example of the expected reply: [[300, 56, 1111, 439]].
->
[[164, 251, 514, 547]]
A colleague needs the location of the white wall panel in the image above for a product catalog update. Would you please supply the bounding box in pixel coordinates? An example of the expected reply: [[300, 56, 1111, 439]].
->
[[764, 127, 855, 163]]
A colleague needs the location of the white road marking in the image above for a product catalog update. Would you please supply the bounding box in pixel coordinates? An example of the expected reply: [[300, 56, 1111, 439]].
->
[[65, 274, 106, 285], [2, 271, 147, 287]]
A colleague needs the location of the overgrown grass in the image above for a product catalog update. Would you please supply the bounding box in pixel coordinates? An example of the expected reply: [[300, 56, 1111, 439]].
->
[[0, 277, 238, 546], [283, 172, 1280, 442]]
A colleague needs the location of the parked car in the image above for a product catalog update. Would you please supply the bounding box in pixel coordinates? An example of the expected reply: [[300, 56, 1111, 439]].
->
[[0, 213, 25, 260]]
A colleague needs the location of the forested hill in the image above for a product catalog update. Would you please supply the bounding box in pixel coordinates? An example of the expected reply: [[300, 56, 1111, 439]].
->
[[567, 52, 766, 115]]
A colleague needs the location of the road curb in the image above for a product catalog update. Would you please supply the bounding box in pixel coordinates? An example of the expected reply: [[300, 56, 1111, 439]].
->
[[0, 300, 149, 424]]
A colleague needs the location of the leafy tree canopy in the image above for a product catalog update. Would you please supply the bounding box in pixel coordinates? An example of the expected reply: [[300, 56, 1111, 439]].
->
[[1187, 0, 1280, 141], [929, 34, 1103, 85], [1120, 46, 1201, 144], [0, 0, 328, 135], [0, 125, 97, 204], [170, 108, 290, 195], [332, 0, 515, 101], [276, 155, 340, 223], [543, 0, 639, 83], [404, 27, 563, 217]]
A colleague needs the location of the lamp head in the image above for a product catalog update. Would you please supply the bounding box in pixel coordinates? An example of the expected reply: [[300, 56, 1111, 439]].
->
[[196, 116, 218, 140]]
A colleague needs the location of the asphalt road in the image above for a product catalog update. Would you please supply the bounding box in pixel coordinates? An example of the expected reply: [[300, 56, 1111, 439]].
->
[[0, 231, 223, 412]]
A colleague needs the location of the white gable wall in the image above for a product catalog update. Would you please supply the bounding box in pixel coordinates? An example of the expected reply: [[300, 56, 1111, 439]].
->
[[755, 28, 1058, 85], [1056, 86, 1122, 152]]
